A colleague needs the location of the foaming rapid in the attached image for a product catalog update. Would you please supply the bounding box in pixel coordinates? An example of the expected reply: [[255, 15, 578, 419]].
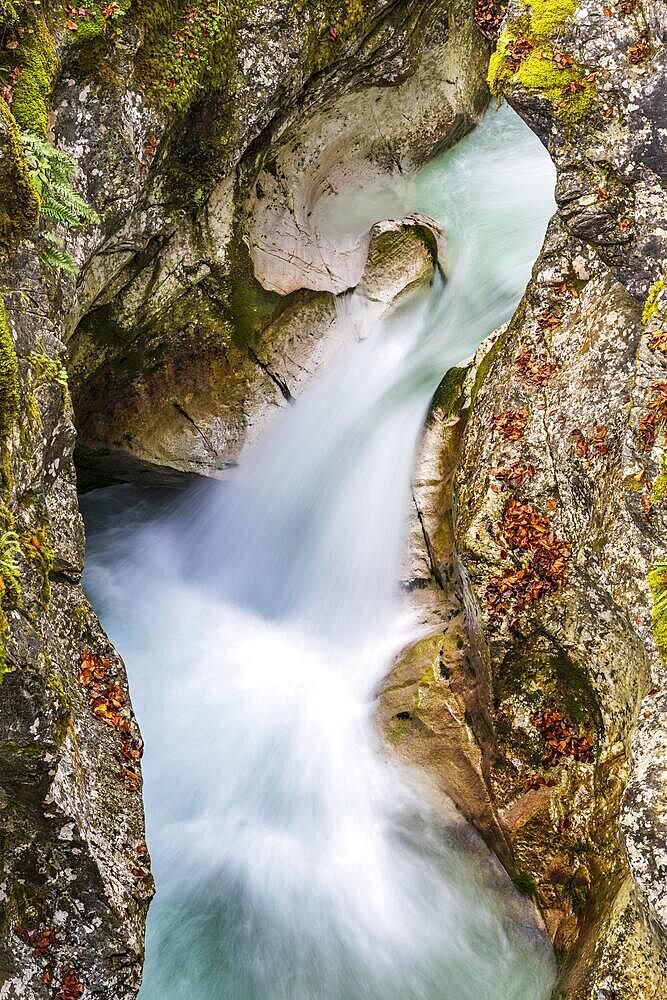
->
[[82, 104, 557, 1000]]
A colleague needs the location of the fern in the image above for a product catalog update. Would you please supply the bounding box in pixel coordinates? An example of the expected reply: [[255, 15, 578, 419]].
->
[[20, 131, 100, 274], [41, 234, 79, 276]]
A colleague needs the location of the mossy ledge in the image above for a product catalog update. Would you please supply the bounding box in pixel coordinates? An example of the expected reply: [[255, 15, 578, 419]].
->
[[488, 24, 597, 128]]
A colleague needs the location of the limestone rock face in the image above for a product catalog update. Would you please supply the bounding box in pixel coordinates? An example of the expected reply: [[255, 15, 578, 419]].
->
[[453, 221, 667, 998], [0, 253, 152, 997], [383, 2, 667, 996], [56, 0, 489, 487], [73, 214, 443, 487], [387, 223, 667, 998]]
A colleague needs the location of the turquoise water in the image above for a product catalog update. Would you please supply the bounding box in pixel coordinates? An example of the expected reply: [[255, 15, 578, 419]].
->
[[83, 103, 557, 1000]]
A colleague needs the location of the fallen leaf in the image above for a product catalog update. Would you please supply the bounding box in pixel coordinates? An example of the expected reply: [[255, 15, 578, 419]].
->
[[493, 409, 529, 441], [56, 967, 84, 1000], [628, 38, 650, 63], [649, 329, 667, 352], [491, 461, 536, 489], [536, 311, 561, 331], [515, 347, 557, 386]]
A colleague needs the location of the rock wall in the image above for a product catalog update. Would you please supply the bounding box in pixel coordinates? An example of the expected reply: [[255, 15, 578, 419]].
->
[[0, 133, 151, 998], [383, 1, 667, 996]]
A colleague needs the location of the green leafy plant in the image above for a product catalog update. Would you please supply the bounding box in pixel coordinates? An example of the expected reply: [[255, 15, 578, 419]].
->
[[20, 131, 99, 274], [30, 344, 68, 388]]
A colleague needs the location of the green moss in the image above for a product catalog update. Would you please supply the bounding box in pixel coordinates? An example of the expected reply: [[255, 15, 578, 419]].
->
[[68, 0, 131, 43], [26, 346, 67, 430], [515, 48, 597, 125], [0, 506, 21, 683], [651, 457, 667, 503], [470, 327, 511, 405], [47, 666, 66, 702], [624, 472, 646, 492], [385, 712, 414, 746], [0, 298, 19, 446], [0, 2, 25, 26], [47, 665, 72, 745], [0, 515, 21, 601], [488, 25, 596, 127], [133, 0, 252, 116], [225, 219, 282, 347], [296, 0, 372, 72], [29, 344, 68, 389], [487, 28, 514, 95], [648, 562, 667, 659], [432, 364, 468, 415], [9, 15, 57, 137], [496, 641, 600, 760], [512, 871, 537, 896], [0, 98, 40, 254], [526, 0, 578, 35], [642, 277, 666, 325]]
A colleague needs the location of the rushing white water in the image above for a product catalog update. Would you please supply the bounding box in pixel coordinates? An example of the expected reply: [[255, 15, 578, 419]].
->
[[82, 104, 557, 1000]]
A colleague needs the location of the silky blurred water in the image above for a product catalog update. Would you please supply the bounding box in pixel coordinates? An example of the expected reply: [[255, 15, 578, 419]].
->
[[82, 103, 557, 1000]]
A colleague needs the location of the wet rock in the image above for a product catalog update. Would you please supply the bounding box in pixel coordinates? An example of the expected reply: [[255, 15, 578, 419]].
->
[[404, 219, 667, 997], [0, 278, 152, 997], [73, 215, 442, 487]]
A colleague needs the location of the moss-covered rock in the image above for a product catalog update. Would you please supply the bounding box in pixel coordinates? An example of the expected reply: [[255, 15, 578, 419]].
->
[[488, 32, 597, 128], [0, 297, 19, 448], [643, 276, 666, 326], [526, 0, 578, 36], [487, 0, 665, 297], [9, 14, 57, 137], [62, 0, 488, 486], [0, 98, 40, 258], [132, 0, 250, 117]]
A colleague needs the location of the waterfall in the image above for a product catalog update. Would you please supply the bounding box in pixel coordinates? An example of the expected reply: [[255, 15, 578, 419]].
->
[[83, 104, 557, 1000]]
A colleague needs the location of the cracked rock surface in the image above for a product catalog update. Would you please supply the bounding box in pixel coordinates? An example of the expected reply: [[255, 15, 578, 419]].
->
[[384, 1, 667, 995]]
